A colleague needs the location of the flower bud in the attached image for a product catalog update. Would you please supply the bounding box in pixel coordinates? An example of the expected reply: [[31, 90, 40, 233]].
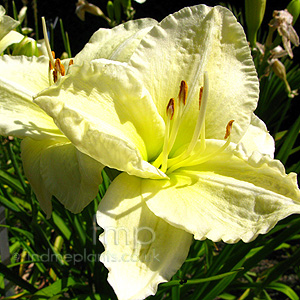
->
[[287, 0, 300, 25], [120, 0, 131, 10], [18, 6, 27, 24], [106, 1, 114, 21], [271, 59, 294, 97], [114, 0, 122, 24], [12, 36, 39, 56], [60, 52, 69, 60], [245, 0, 266, 48]]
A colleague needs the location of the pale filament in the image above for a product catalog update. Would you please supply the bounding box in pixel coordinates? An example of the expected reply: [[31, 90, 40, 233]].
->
[[167, 72, 209, 168], [167, 80, 188, 152], [161, 98, 175, 173], [166, 120, 234, 174], [152, 80, 188, 168]]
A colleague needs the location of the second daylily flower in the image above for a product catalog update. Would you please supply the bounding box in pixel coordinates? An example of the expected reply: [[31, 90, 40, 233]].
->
[[0, 5, 23, 53], [0, 16, 157, 217], [34, 5, 300, 300]]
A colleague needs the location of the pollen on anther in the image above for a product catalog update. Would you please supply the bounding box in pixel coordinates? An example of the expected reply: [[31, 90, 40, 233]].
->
[[55, 58, 65, 76], [166, 98, 175, 120], [178, 80, 188, 105], [69, 59, 74, 66], [224, 120, 234, 139], [199, 87, 204, 110]]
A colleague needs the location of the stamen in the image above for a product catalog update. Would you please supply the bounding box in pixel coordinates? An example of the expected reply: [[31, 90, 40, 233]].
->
[[167, 81, 188, 152], [69, 59, 74, 66], [178, 80, 188, 105], [161, 98, 175, 173], [152, 82, 188, 168], [199, 87, 204, 110], [166, 98, 175, 120], [55, 59, 65, 76], [224, 120, 234, 139]]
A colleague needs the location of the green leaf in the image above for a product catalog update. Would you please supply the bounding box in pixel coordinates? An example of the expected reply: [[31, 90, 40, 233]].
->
[[51, 211, 72, 240], [32, 277, 84, 298], [0, 170, 25, 195], [0, 194, 22, 213], [267, 282, 299, 300], [72, 295, 102, 300], [0, 262, 37, 293], [276, 113, 300, 164], [73, 214, 86, 248], [59, 19, 72, 58], [217, 293, 236, 300], [161, 268, 243, 287]]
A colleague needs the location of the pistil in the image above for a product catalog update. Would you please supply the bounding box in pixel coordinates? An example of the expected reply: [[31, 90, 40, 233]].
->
[[42, 17, 55, 69], [185, 72, 208, 157]]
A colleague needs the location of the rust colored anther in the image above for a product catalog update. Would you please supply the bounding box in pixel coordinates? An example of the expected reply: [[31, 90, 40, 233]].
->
[[178, 80, 188, 105], [55, 58, 65, 76], [199, 87, 204, 110], [166, 98, 175, 120], [224, 120, 235, 139]]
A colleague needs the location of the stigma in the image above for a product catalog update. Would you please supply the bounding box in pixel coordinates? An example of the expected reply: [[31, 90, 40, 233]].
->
[[153, 73, 234, 174]]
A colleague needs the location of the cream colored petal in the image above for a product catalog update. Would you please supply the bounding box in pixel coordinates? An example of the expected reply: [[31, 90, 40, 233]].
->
[[97, 173, 192, 300], [239, 114, 275, 158], [74, 18, 157, 63], [21, 137, 53, 218], [0, 55, 63, 139], [0, 6, 20, 40], [0, 55, 49, 93], [21, 138, 103, 216], [40, 141, 103, 213], [0, 30, 23, 53], [35, 60, 166, 179], [129, 5, 258, 150], [143, 141, 300, 243]]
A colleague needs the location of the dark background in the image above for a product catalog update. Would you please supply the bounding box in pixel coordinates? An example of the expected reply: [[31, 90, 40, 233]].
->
[[1, 0, 298, 58]]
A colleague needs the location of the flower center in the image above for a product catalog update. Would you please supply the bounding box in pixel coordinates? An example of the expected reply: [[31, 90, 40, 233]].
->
[[152, 73, 234, 174], [42, 17, 73, 85]]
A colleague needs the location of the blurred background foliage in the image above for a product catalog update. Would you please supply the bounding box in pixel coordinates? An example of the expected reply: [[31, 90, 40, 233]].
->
[[0, 0, 300, 299]]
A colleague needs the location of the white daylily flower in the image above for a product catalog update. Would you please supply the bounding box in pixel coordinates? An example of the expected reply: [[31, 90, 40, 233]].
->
[[0, 17, 156, 217], [0, 5, 23, 53], [34, 5, 300, 300], [0, 54, 103, 217]]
